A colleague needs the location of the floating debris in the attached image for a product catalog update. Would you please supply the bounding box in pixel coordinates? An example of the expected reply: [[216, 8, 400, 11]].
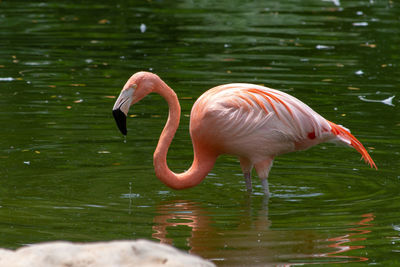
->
[[353, 22, 368, 27], [355, 70, 364, 75], [140, 23, 146, 33], [12, 55, 19, 63], [23, 161, 30, 165], [316, 45, 335, 50], [360, 43, 376, 48], [98, 19, 110, 24], [348, 86, 360, 90], [358, 95, 395, 106], [98, 151, 110, 154], [0, 77, 14, 81], [322, 0, 340, 6]]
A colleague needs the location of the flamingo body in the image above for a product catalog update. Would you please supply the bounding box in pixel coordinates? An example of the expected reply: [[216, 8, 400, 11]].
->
[[113, 72, 376, 196], [191, 83, 331, 161]]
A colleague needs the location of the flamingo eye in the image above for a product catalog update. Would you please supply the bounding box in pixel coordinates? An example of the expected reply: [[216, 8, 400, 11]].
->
[[131, 84, 137, 89]]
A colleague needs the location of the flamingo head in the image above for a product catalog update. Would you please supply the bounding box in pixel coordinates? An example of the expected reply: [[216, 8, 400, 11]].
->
[[112, 71, 159, 135]]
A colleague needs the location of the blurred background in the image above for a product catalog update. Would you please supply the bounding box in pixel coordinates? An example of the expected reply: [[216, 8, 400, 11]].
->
[[0, 0, 399, 265]]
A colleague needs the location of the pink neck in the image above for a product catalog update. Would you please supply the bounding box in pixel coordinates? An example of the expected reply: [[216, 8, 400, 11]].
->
[[152, 81, 217, 190]]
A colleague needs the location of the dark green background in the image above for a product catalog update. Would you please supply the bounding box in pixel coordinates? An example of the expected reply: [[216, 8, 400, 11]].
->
[[0, 0, 399, 265]]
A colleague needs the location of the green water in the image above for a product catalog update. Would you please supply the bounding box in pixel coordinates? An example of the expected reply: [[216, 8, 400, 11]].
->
[[1, 0, 399, 265]]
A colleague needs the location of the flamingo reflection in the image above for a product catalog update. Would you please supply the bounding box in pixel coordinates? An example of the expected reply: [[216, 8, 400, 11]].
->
[[319, 213, 374, 263], [151, 198, 313, 265], [152, 200, 213, 253], [151, 198, 374, 265]]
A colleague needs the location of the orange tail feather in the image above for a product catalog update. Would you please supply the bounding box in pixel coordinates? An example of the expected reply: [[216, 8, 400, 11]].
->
[[328, 121, 377, 169]]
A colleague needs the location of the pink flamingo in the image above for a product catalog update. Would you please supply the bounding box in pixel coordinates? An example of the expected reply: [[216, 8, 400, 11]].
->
[[112, 72, 377, 196]]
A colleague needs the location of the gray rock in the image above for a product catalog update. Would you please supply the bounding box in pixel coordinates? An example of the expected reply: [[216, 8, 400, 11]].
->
[[0, 240, 215, 267]]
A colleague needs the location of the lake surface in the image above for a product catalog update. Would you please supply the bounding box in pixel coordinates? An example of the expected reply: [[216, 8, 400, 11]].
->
[[1, 0, 399, 265]]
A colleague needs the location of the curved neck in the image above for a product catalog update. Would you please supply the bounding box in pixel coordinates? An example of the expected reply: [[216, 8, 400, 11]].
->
[[153, 81, 217, 190]]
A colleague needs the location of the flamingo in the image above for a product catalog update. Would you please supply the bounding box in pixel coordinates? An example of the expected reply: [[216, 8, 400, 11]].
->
[[112, 72, 377, 197]]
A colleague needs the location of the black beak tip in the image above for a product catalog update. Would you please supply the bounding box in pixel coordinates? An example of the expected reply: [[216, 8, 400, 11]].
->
[[112, 109, 127, 135]]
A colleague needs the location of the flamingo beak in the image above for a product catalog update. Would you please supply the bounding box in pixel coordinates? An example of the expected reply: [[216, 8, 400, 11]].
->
[[113, 108, 127, 135], [112, 87, 135, 135]]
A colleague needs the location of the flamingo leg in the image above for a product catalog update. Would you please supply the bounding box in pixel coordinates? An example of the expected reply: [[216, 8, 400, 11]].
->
[[255, 157, 274, 197], [244, 172, 252, 192], [261, 179, 270, 198], [239, 157, 253, 193]]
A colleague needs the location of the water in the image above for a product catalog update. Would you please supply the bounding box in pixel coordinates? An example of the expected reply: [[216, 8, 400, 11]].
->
[[1, 0, 399, 265]]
